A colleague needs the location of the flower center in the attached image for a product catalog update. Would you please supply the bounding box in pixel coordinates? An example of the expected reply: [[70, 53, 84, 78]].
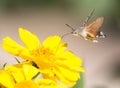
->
[[30, 46, 56, 69], [32, 46, 53, 57]]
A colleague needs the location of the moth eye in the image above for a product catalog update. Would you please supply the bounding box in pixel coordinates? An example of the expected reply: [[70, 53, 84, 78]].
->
[[73, 31, 77, 34]]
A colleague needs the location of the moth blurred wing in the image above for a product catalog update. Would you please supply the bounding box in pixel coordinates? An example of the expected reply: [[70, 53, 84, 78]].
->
[[84, 17, 104, 37]]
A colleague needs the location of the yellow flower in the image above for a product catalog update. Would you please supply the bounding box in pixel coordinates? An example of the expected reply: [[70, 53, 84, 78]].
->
[[5, 63, 40, 83], [0, 63, 66, 88], [0, 70, 38, 88], [2, 28, 85, 86], [0, 70, 15, 88], [0, 63, 40, 88]]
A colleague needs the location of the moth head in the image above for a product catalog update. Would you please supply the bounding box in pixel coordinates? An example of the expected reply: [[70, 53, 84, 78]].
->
[[72, 27, 84, 36], [72, 31, 79, 36]]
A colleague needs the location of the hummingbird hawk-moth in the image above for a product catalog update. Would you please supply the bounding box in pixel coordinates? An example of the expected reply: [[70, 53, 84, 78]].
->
[[64, 9, 106, 42]]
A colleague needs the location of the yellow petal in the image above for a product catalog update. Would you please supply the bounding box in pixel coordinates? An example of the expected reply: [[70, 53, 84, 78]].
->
[[36, 79, 66, 88], [0, 70, 14, 88], [56, 52, 85, 71], [15, 80, 38, 88], [36, 79, 56, 85], [19, 28, 41, 51], [5, 66, 25, 83], [14, 61, 33, 68], [57, 66, 80, 81], [23, 64, 40, 80], [53, 68, 76, 86], [2, 37, 25, 55], [56, 43, 67, 55], [43, 36, 61, 52]]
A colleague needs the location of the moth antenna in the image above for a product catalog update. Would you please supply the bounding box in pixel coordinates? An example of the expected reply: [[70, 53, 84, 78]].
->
[[65, 24, 75, 31], [83, 9, 95, 26]]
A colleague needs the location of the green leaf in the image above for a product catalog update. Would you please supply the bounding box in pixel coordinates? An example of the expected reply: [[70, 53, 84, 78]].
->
[[73, 73, 84, 88]]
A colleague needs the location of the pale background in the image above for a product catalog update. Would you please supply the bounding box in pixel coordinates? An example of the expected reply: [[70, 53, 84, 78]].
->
[[0, 0, 120, 88]]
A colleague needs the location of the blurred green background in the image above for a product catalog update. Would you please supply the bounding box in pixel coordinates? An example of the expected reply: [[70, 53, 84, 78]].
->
[[0, 0, 120, 88]]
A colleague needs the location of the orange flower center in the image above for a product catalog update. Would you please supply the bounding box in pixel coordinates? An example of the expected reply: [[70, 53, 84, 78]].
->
[[30, 46, 56, 70]]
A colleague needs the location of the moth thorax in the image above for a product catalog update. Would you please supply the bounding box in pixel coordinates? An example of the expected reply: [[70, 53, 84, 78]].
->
[[80, 30, 87, 37]]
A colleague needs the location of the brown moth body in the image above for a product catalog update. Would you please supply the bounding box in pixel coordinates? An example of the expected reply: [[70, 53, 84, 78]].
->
[[84, 17, 104, 38], [65, 9, 105, 42]]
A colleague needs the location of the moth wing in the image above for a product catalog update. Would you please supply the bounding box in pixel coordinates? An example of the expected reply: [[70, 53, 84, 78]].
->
[[84, 17, 104, 37]]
